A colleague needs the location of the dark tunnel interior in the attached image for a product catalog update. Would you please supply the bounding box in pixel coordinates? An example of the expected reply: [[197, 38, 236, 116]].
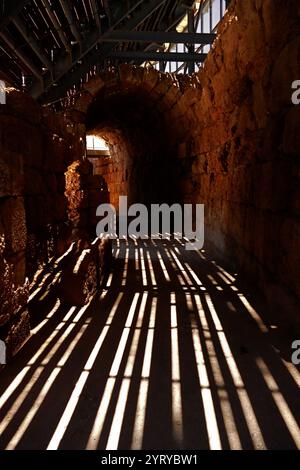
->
[[0, 0, 300, 454]]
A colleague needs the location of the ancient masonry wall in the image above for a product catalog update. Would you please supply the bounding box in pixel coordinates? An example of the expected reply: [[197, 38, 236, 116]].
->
[[0, 87, 84, 360]]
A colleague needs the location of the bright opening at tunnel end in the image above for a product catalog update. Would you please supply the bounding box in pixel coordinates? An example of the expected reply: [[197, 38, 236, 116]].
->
[[96, 196, 205, 251]]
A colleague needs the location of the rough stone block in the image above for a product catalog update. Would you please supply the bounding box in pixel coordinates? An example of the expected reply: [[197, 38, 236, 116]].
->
[[283, 107, 300, 156]]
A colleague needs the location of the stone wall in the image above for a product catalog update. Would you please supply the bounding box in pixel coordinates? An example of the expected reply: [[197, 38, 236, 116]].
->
[[177, 0, 300, 320], [0, 86, 82, 362], [87, 131, 129, 209]]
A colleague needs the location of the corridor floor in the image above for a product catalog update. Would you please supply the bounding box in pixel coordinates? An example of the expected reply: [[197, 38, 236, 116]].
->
[[0, 239, 299, 450]]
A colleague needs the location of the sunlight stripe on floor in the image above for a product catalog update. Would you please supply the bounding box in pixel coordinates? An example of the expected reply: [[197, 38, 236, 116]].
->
[[47, 294, 124, 450], [170, 293, 183, 445], [189, 300, 222, 450], [157, 251, 170, 281], [5, 322, 91, 450], [0, 306, 78, 416]]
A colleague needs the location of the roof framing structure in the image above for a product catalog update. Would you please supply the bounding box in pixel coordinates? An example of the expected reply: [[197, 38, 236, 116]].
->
[[0, 0, 216, 104]]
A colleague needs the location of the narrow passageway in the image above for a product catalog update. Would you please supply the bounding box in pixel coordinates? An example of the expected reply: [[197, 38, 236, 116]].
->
[[0, 240, 299, 451]]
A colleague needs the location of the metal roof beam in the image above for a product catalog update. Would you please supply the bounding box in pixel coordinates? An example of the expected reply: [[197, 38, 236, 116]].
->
[[91, 0, 101, 32], [102, 30, 216, 44], [187, 9, 195, 74]]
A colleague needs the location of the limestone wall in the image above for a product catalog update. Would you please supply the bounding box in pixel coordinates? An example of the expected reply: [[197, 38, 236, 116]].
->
[[66, 0, 300, 319]]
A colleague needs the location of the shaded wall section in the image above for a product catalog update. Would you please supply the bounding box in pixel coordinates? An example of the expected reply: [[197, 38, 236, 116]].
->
[[177, 0, 300, 320], [70, 67, 199, 209]]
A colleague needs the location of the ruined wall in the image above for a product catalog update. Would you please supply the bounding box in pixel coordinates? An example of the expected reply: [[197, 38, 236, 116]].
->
[[0, 89, 30, 361], [0, 88, 84, 277], [67, 0, 300, 320], [65, 159, 109, 240]]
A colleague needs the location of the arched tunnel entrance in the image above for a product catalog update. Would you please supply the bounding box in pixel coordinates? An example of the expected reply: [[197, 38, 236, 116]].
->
[[1, 0, 300, 451], [85, 86, 180, 208]]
